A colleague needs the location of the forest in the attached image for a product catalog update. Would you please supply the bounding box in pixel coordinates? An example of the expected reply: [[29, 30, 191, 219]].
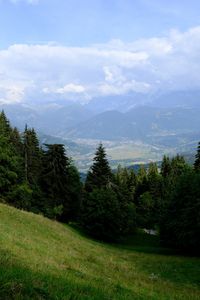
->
[[0, 110, 200, 254]]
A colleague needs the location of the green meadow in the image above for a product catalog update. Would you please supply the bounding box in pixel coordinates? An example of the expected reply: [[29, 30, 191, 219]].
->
[[0, 203, 199, 300]]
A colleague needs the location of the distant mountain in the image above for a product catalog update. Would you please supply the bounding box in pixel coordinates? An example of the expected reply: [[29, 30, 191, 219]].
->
[[0, 103, 94, 135], [150, 90, 200, 108], [66, 110, 131, 140], [85, 93, 151, 113], [1, 89, 200, 148], [65, 106, 200, 141], [1, 94, 200, 171], [85, 90, 200, 113]]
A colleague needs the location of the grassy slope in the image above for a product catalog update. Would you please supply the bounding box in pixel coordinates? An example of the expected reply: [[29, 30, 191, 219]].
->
[[0, 204, 199, 300]]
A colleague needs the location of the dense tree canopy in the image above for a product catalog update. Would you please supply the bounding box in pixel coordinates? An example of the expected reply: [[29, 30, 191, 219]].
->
[[82, 144, 136, 241], [160, 170, 200, 253]]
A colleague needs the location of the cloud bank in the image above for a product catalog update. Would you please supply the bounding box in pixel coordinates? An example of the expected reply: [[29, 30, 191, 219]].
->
[[0, 26, 200, 104]]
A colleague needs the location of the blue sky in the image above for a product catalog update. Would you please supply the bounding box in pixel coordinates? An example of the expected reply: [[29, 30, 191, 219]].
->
[[0, 0, 200, 104], [1, 0, 200, 47]]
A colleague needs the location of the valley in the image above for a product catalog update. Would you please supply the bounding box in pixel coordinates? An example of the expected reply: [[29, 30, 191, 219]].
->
[[1, 89, 200, 171]]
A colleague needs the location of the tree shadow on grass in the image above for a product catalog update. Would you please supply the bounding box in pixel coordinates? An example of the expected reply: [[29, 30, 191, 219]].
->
[[69, 224, 200, 259], [68, 224, 176, 256], [0, 248, 145, 300]]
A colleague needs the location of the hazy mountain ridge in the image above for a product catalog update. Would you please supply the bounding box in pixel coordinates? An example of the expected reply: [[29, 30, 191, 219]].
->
[[0, 103, 94, 135], [149, 90, 200, 108], [1, 89, 200, 171], [66, 106, 200, 141]]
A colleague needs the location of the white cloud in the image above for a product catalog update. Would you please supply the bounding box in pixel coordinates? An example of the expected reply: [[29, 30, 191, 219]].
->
[[99, 80, 151, 96], [56, 84, 86, 94], [0, 26, 200, 104], [0, 84, 26, 104], [43, 83, 86, 95]]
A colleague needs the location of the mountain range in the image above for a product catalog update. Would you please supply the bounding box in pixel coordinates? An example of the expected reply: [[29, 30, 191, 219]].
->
[[1, 89, 200, 169]]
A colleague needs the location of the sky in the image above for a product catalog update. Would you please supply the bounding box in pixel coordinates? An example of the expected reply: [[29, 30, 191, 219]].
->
[[0, 0, 200, 104]]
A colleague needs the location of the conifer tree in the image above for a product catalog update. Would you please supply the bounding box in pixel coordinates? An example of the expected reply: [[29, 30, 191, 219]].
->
[[0, 110, 12, 137], [194, 141, 200, 171], [41, 144, 71, 219], [23, 126, 42, 185], [82, 144, 136, 241], [148, 163, 162, 199], [85, 143, 112, 191], [135, 165, 149, 203], [11, 127, 23, 156], [161, 155, 171, 178], [160, 170, 200, 253], [0, 135, 19, 196], [147, 162, 162, 226], [0, 111, 21, 199], [171, 154, 188, 178], [65, 164, 82, 221], [114, 166, 137, 203]]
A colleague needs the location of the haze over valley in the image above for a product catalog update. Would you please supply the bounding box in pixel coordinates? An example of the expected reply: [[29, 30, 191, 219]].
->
[[1, 89, 199, 170]]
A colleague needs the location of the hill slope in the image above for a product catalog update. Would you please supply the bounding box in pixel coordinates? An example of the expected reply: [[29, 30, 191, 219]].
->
[[0, 204, 200, 300], [66, 106, 200, 141]]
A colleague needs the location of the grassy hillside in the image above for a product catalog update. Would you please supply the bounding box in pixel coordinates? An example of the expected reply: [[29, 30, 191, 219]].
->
[[0, 204, 199, 300]]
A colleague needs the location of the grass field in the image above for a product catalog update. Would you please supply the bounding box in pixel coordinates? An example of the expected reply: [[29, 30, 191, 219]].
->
[[0, 203, 200, 300]]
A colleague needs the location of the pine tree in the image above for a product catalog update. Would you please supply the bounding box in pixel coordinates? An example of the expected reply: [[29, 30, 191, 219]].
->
[[60, 164, 82, 222], [194, 141, 200, 171], [137, 165, 147, 183], [148, 163, 162, 199], [160, 170, 200, 253], [147, 162, 162, 227], [11, 127, 23, 156], [85, 143, 112, 191], [135, 165, 149, 204], [0, 111, 21, 199], [82, 144, 136, 241], [0, 135, 18, 196], [161, 155, 171, 178], [23, 126, 42, 184], [41, 144, 71, 219], [171, 154, 187, 178], [114, 166, 137, 203], [0, 110, 12, 137]]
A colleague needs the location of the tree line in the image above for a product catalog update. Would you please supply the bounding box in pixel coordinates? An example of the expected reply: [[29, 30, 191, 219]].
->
[[0, 111, 200, 253]]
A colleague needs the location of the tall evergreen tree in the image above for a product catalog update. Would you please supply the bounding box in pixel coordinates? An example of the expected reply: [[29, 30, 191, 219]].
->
[[171, 154, 188, 178], [0, 111, 22, 200], [41, 144, 71, 219], [135, 165, 149, 204], [0, 110, 12, 137], [23, 126, 42, 185], [82, 144, 136, 241], [85, 143, 112, 191], [0, 135, 19, 197], [194, 141, 200, 171], [114, 166, 137, 203], [147, 162, 162, 226], [60, 164, 82, 222], [160, 170, 200, 253], [161, 155, 171, 178], [11, 127, 23, 156]]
